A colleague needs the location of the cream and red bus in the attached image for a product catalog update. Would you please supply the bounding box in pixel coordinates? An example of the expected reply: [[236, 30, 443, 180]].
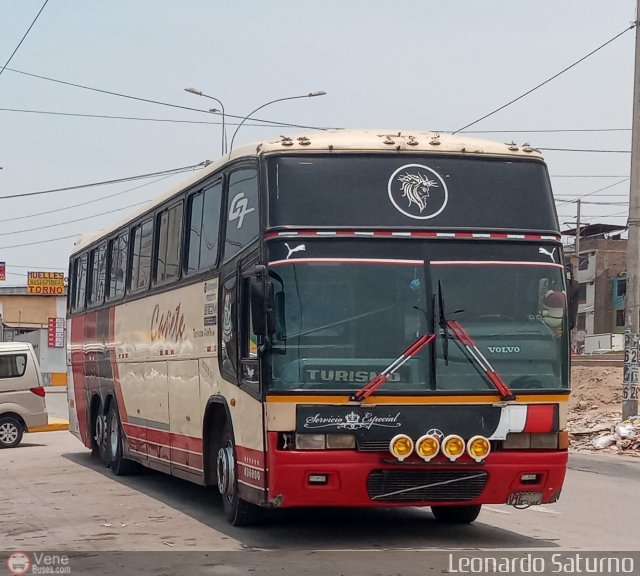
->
[[68, 130, 571, 526]]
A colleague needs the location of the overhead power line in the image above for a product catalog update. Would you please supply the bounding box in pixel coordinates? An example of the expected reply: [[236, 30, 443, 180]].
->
[[0, 199, 152, 237], [463, 128, 631, 134], [0, 162, 207, 200], [556, 178, 630, 206], [4, 67, 329, 131], [453, 24, 636, 134], [0, 174, 175, 223], [0, 0, 49, 80], [0, 233, 80, 250]]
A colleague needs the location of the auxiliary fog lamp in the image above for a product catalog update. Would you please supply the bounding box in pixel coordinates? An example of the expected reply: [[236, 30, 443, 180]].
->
[[388, 434, 414, 461]]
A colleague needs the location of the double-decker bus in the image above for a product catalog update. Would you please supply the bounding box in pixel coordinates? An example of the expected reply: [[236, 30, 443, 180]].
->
[[68, 130, 572, 526]]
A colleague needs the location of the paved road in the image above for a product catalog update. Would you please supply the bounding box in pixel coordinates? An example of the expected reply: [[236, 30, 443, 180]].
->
[[2, 430, 639, 574]]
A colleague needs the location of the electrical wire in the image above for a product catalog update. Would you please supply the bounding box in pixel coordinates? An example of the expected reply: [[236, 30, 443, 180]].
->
[[0, 233, 80, 250], [556, 178, 630, 206], [0, 107, 328, 129], [4, 67, 329, 131], [462, 128, 631, 134], [0, 174, 175, 223], [0, 199, 152, 237], [0, 162, 207, 200], [539, 147, 631, 153], [453, 24, 636, 134], [0, 0, 49, 80]]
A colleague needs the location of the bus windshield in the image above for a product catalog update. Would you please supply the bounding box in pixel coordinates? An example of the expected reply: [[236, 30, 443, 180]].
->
[[267, 240, 569, 393]]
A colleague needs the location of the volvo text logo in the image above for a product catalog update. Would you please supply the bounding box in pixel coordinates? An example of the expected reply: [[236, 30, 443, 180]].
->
[[229, 192, 255, 228], [487, 346, 521, 354], [388, 164, 448, 220]]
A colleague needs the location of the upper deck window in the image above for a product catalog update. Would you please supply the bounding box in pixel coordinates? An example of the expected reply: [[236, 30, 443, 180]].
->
[[186, 181, 222, 274], [155, 202, 183, 283], [108, 232, 128, 299], [267, 155, 557, 232], [88, 243, 107, 305]]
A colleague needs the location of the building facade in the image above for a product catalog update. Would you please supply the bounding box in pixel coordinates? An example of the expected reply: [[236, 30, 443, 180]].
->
[[0, 286, 67, 385]]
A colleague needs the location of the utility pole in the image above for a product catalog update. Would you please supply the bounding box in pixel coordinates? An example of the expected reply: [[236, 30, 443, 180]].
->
[[575, 198, 581, 257], [623, 5, 640, 420]]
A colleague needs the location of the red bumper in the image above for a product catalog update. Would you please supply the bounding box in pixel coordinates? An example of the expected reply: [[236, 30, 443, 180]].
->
[[267, 439, 567, 508]]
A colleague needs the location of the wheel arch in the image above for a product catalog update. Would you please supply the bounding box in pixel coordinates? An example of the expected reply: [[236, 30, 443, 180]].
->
[[0, 411, 26, 431], [202, 396, 232, 486]]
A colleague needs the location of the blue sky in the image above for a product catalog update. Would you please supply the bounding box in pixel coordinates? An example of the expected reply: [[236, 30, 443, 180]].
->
[[0, 0, 636, 283]]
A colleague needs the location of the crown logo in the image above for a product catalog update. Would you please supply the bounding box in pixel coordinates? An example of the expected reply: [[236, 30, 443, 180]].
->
[[345, 411, 360, 424]]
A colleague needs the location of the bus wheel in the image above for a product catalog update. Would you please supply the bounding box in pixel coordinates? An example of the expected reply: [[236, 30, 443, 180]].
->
[[92, 403, 109, 466], [106, 401, 137, 476], [0, 415, 23, 448], [431, 504, 482, 524], [217, 426, 263, 526]]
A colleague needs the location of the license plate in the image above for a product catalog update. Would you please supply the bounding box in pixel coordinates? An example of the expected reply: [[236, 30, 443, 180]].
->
[[507, 491, 543, 506]]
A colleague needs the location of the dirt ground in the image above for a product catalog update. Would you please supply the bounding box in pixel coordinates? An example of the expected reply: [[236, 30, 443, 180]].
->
[[568, 364, 640, 456]]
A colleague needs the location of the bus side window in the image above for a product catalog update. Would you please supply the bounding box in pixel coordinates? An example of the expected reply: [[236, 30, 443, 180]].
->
[[225, 168, 259, 262], [130, 218, 153, 291], [155, 202, 183, 283], [88, 243, 106, 306], [186, 181, 222, 274], [73, 253, 88, 311], [108, 232, 128, 299]]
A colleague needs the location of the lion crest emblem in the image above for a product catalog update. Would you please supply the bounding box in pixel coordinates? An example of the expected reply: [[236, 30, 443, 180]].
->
[[397, 172, 439, 214], [387, 164, 449, 220]]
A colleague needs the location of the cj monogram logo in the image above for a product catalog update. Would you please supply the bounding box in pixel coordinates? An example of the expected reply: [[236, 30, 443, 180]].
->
[[229, 193, 255, 228]]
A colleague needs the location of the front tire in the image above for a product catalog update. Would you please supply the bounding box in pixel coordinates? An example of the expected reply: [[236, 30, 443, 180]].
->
[[106, 401, 137, 476], [0, 416, 23, 448], [431, 504, 482, 524], [217, 425, 263, 526]]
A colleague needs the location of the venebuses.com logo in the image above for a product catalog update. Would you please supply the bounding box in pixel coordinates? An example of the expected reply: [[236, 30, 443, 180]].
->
[[7, 552, 71, 575]]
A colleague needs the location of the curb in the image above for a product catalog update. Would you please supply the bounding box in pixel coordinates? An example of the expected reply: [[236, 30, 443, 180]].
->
[[29, 418, 69, 433]]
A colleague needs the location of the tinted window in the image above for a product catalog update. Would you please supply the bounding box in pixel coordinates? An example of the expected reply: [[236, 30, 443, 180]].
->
[[225, 169, 259, 261], [130, 219, 153, 291], [186, 181, 222, 273], [155, 202, 183, 283], [108, 232, 128, 299], [0, 354, 27, 378], [73, 253, 88, 310], [267, 155, 557, 232], [88, 244, 107, 305]]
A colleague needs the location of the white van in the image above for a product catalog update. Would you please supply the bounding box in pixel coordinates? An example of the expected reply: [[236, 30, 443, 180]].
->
[[0, 342, 48, 448]]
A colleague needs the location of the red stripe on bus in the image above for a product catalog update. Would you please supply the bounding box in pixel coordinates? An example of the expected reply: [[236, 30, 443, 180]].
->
[[236, 445, 266, 468], [523, 404, 555, 433], [70, 315, 90, 447]]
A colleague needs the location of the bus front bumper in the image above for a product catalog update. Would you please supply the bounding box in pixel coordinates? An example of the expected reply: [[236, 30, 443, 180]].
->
[[266, 443, 568, 508]]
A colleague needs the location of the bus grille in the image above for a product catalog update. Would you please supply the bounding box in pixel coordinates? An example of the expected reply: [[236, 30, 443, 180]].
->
[[367, 469, 488, 502], [357, 440, 390, 452]]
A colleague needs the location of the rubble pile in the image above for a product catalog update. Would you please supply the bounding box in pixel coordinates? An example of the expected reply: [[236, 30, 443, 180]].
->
[[568, 365, 640, 456]]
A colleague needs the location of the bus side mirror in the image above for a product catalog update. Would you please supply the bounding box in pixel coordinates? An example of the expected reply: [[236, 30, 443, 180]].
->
[[251, 280, 275, 336], [568, 279, 580, 331]]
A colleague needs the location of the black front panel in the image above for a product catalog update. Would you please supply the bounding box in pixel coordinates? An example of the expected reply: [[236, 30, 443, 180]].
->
[[267, 154, 557, 232], [296, 404, 502, 442]]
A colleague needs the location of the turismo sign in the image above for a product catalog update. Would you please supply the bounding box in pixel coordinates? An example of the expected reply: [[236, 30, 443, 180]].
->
[[27, 271, 65, 295]]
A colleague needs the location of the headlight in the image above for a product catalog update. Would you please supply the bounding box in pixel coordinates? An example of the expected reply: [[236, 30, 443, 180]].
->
[[389, 434, 414, 461], [415, 434, 440, 462], [442, 434, 465, 461], [326, 434, 356, 449], [295, 434, 326, 450], [467, 435, 491, 462]]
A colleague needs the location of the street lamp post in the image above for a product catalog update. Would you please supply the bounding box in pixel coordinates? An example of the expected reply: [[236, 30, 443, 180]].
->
[[184, 87, 227, 155], [229, 91, 326, 153]]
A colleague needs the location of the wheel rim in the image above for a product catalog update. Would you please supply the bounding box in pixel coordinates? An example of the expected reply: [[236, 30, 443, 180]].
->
[[95, 413, 107, 446], [217, 441, 236, 501], [109, 410, 119, 457], [0, 421, 19, 444]]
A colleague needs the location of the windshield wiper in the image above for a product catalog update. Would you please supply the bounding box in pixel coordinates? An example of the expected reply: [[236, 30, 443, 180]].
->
[[352, 333, 436, 402], [437, 282, 516, 402]]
